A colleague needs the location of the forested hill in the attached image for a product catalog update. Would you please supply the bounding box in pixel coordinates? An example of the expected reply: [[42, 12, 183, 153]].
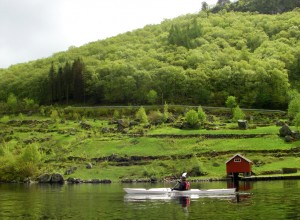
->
[[1, 9, 300, 109], [210, 0, 300, 14]]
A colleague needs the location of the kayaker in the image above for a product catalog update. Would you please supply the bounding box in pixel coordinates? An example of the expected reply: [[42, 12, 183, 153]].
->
[[172, 176, 190, 191]]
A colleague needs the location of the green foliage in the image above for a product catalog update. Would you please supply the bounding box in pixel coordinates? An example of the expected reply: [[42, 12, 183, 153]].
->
[[0, 156, 17, 182], [50, 109, 59, 121], [147, 90, 158, 104], [212, 0, 300, 14], [1, 10, 300, 109], [148, 110, 164, 124], [168, 18, 203, 48], [135, 106, 148, 124], [197, 106, 207, 126], [113, 110, 120, 120], [288, 95, 300, 119], [7, 93, 18, 113], [14, 144, 42, 179], [163, 102, 169, 122], [0, 115, 10, 123], [22, 97, 38, 112], [293, 112, 300, 130], [225, 96, 237, 111], [185, 109, 199, 127], [233, 105, 245, 121]]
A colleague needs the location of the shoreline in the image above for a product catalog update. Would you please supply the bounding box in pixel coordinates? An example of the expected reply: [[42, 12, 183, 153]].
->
[[2, 174, 300, 184]]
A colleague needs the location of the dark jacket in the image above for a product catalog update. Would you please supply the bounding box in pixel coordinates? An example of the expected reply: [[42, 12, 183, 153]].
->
[[173, 181, 190, 191]]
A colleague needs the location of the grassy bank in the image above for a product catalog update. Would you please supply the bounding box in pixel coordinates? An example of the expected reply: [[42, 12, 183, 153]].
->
[[0, 107, 299, 183]]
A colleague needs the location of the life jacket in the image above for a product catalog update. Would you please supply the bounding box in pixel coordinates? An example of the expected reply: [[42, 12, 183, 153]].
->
[[185, 181, 190, 190]]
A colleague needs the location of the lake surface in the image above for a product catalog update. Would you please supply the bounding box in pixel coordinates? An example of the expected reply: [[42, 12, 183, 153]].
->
[[0, 180, 299, 219]]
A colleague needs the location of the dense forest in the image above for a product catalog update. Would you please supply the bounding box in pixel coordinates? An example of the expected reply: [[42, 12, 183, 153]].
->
[[211, 0, 300, 14], [0, 1, 300, 109]]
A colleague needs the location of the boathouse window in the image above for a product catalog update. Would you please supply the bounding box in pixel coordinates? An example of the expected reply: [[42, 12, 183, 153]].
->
[[234, 158, 241, 162]]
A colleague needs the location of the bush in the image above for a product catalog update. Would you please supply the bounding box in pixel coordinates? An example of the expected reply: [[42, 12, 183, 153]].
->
[[197, 106, 207, 126], [0, 150, 18, 182], [0, 115, 10, 123], [50, 109, 59, 122], [148, 110, 164, 125], [233, 105, 245, 121], [113, 110, 120, 120], [135, 107, 148, 124], [20, 144, 42, 164], [185, 109, 199, 128], [282, 168, 297, 174]]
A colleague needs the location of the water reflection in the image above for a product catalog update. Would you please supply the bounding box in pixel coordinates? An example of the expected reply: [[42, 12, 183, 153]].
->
[[124, 194, 236, 202], [2, 181, 299, 219], [230, 192, 252, 204], [124, 192, 238, 216], [227, 180, 253, 191]]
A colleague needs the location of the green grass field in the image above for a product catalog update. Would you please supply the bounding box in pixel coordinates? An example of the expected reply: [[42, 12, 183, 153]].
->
[[1, 114, 299, 182]]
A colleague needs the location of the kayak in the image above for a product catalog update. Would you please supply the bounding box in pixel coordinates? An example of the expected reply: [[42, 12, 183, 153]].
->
[[123, 188, 236, 195]]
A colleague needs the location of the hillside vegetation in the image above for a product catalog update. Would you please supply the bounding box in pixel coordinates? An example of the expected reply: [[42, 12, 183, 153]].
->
[[1, 105, 300, 183], [1, 1, 300, 183], [0, 9, 300, 109]]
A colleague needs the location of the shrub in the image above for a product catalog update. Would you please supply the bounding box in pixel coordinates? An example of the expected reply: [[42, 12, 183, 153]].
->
[[185, 109, 199, 127], [0, 149, 18, 182], [163, 102, 169, 122], [197, 106, 207, 126], [288, 95, 300, 119], [147, 90, 158, 104], [233, 105, 245, 121], [0, 115, 10, 123], [20, 144, 42, 164], [50, 109, 59, 122], [135, 106, 148, 124], [293, 112, 300, 130], [6, 93, 18, 113], [225, 96, 237, 112], [148, 110, 164, 124], [113, 110, 120, 120]]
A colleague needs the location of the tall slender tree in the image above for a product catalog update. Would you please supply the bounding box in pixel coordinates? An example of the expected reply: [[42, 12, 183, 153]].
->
[[72, 58, 85, 103], [48, 62, 56, 103]]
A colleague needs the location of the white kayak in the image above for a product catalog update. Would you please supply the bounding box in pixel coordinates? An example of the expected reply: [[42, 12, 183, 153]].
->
[[123, 188, 236, 195]]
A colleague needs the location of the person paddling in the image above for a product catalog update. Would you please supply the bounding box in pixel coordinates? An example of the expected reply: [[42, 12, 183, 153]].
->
[[172, 174, 190, 191]]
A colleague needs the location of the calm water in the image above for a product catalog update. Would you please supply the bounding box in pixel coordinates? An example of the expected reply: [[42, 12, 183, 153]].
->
[[0, 180, 299, 220]]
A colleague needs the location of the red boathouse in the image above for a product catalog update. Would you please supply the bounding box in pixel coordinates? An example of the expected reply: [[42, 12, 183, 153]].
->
[[226, 154, 252, 177]]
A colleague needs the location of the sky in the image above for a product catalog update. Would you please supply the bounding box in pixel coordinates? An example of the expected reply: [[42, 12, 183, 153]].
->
[[0, 0, 218, 68]]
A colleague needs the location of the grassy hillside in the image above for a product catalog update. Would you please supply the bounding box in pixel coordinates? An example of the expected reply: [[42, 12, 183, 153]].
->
[[1, 106, 299, 182]]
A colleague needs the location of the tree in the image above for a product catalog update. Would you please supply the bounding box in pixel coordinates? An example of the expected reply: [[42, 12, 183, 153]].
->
[[288, 95, 300, 119], [217, 0, 231, 6], [293, 112, 300, 130], [18, 144, 42, 179], [57, 67, 64, 102], [185, 109, 199, 128], [233, 105, 245, 121], [63, 62, 73, 104], [23, 98, 36, 112], [163, 102, 169, 122], [226, 96, 237, 112], [50, 109, 59, 122], [113, 110, 120, 119], [72, 58, 85, 103], [202, 1, 209, 11], [7, 93, 18, 113], [147, 90, 158, 105], [197, 106, 207, 126], [135, 106, 148, 124], [48, 63, 56, 103]]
